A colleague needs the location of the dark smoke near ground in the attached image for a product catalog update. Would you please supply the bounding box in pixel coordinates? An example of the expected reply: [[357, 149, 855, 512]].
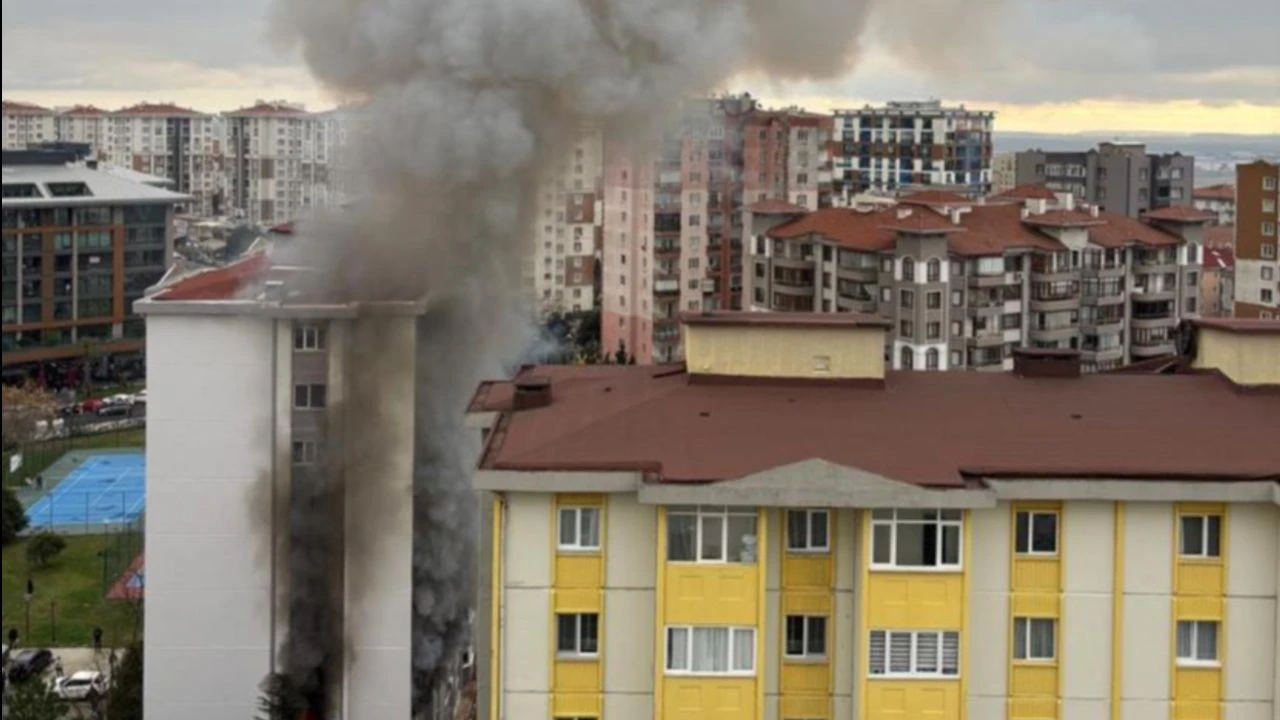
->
[[265, 0, 1003, 714]]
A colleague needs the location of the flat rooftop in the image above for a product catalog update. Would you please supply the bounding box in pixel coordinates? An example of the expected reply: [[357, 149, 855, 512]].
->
[[2, 163, 189, 207]]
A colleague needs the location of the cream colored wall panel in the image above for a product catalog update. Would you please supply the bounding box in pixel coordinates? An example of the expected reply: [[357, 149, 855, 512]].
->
[[1064, 500, 1115, 595], [1224, 701, 1273, 720], [1226, 597, 1277, 701], [1228, 504, 1278, 598], [1124, 502, 1173, 595], [970, 504, 1010, 593], [763, 694, 779, 720], [1063, 698, 1108, 718], [766, 508, 782, 591], [969, 696, 1006, 720], [604, 589, 655, 694], [835, 509, 856, 591], [505, 493, 553, 588], [605, 494, 656, 589], [1122, 595, 1171, 699], [969, 586, 1009, 698], [765, 589, 780, 696], [834, 694, 854, 720], [502, 692, 549, 719], [1063, 594, 1112, 699], [504, 587, 550, 693], [1121, 699, 1173, 720], [603, 692, 653, 720], [833, 590, 856, 696]]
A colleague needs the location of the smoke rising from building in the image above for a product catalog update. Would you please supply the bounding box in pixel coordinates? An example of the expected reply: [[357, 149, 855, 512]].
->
[[266, 0, 962, 713]]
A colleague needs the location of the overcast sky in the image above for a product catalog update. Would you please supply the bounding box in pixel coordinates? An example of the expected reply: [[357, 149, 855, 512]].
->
[[2, 0, 1277, 134]]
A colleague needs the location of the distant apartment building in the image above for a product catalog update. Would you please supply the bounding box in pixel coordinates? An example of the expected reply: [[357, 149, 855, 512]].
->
[[602, 95, 835, 362], [1233, 160, 1279, 319], [1200, 227, 1235, 318], [2, 100, 57, 149], [1193, 184, 1235, 225], [54, 106, 109, 148], [529, 129, 603, 316], [830, 101, 995, 202], [225, 101, 342, 226], [2, 148, 186, 383], [102, 103, 225, 218], [1014, 142, 1195, 218], [745, 185, 1214, 373], [991, 152, 1017, 195]]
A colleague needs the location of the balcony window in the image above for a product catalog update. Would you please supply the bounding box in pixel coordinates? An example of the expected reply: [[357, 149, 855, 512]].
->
[[1176, 621, 1219, 666], [293, 383, 327, 409], [901, 257, 915, 283], [291, 440, 317, 466], [558, 506, 602, 551], [1014, 510, 1058, 554], [557, 613, 599, 657], [667, 506, 758, 563], [786, 509, 830, 552], [784, 616, 827, 659], [868, 630, 959, 678], [1179, 514, 1221, 558], [1013, 618, 1056, 661], [293, 323, 326, 352], [665, 626, 755, 675], [870, 509, 962, 569], [926, 259, 941, 282]]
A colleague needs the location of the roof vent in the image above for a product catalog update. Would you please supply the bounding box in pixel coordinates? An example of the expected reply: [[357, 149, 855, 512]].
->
[[1089, 204, 1100, 218], [1013, 348, 1081, 379], [1019, 206, 1030, 221], [263, 279, 286, 303], [512, 376, 553, 410], [896, 207, 913, 220]]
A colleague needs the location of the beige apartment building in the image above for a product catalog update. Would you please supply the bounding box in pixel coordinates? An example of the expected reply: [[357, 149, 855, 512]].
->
[[744, 185, 1215, 372], [470, 312, 1280, 720], [1, 100, 57, 149]]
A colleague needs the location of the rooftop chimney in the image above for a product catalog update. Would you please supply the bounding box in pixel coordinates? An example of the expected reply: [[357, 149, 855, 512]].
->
[[1089, 204, 1100, 218], [896, 207, 913, 220], [1019, 207, 1030, 221], [1013, 348, 1081, 379], [512, 376, 553, 410]]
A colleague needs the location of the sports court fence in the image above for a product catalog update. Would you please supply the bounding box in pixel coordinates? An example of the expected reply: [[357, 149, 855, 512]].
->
[[3, 419, 145, 487]]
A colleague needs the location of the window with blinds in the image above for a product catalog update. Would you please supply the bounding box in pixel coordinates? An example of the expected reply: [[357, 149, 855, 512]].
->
[[868, 630, 960, 678]]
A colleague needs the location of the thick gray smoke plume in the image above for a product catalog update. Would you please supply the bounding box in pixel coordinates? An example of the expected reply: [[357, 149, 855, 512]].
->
[[267, 0, 929, 712]]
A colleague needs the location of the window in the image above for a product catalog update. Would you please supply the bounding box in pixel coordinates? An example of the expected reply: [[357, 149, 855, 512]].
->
[[1014, 510, 1058, 555], [667, 506, 758, 563], [558, 506, 602, 550], [785, 616, 827, 659], [293, 383, 327, 409], [786, 509, 829, 552], [1179, 514, 1221, 558], [1263, 221, 1277, 238], [870, 509, 963, 569], [925, 348, 940, 369], [899, 346, 914, 370], [1265, 176, 1278, 191], [927, 291, 942, 309], [1176, 621, 1219, 665], [556, 613, 599, 657], [868, 630, 959, 677], [926, 322, 941, 340], [1012, 617, 1056, 661], [900, 289, 914, 308], [291, 440, 317, 466], [1264, 267, 1275, 282], [880, 287, 892, 303], [665, 626, 755, 675], [901, 257, 916, 282], [951, 289, 963, 307], [293, 323, 326, 351], [926, 258, 941, 282]]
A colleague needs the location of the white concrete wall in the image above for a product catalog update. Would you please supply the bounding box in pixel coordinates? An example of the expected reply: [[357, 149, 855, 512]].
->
[[502, 493, 553, 715], [144, 314, 277, 720], [605, 494, 656, 718], [1062, 501, 1116, 717], [1122, 503, 1173, 720], [1227, 504, 1278, 719], [968, 504, 1010, 720]]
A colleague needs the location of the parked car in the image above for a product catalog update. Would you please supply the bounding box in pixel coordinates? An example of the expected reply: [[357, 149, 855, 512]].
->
[[96, 404, 131, 417], [6, 648, 53, 682], [54, 671, 107, 701]]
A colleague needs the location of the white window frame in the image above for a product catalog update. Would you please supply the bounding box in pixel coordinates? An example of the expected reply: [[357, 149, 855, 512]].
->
[[786, 509, 830, 553], [664, 625, 756, 676], [1012, 617, 1056, 661], [1176, 620, 1219, 666], [557, 506, 602, 551], [1179, 513, 1222, 558], [293, 383, 327, 410], [556, 613, 599, 658], [666, 505, 759, 564], [1014, 510, 1059, 556], [291, 440, 317, 466], [784, 615, 827, 660], [870, 509, 963, 570], [293, 323, 326, 352], [868, 629, 960, 678]]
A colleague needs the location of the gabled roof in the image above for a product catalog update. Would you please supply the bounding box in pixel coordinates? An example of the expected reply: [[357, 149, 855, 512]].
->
[[113, 102, 203, 117], [59, 105, 108, 117], [994, 184, 1058, 201], [898, 190, 970, 207], [1, 100, 51, 114], [1203, 246, 1234, 270], [1204, 225, 1234, 249], [1087, 212, 1181, 248], [151, 252, 269, 301], [1021, 209, 1106, 228], [1193, 184, 1234, 202], [768, 208, 897, 252], [226, 102, 310, 117], [880, 208, 966, 234], [1142, 206, 1217, 223]]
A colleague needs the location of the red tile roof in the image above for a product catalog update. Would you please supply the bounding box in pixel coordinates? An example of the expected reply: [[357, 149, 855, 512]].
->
[[59, 105, 108, 116], [152, 253, 269, 301], [946, 205, 1065, 255], [768, 208, 896, 251], [475, 366, 1280, 485], [113, 102, 203, 117], [1204, 225, 1234, 249], [1142, 206, 1217, 223], [2, 100, 51, 114], [1021, 209, 1106, 228], [747, 199, 809, 214], [994, 184, 1058, 201], [1193, 184, 1234, 202], [1203, 246, 1234, 270], [898, 190, 970, 207], [1087, 212, 1181, 248], [226, 102, 310, 117], [880, 208, 966, 234]]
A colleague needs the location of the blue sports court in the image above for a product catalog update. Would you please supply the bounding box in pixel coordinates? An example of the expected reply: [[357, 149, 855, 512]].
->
[[25, 452, 146, 529]]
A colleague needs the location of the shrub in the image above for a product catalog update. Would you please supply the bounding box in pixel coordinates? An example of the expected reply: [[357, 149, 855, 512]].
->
[[2, 484, 28, 545], [25, 531, 67, 568]]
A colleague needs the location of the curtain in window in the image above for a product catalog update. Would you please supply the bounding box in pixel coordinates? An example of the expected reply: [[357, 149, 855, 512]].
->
[[700, 515, 724, 561], [579, 508, 600, 546], [667, 627, 689, 670], [727, 515, 757, 562], [693, 627, 729, 672], [1177, 621, 1194, 658], [668, 514, 696, 561], [1014, 618, 1028, 659], [558, 508, 577, 546], [1198, 623, 1217, 660], [786, 511, 808, 549], [1181, 516, 1204, 555], [1029, 619, 1054, 659], [731, 628, 754, 671]]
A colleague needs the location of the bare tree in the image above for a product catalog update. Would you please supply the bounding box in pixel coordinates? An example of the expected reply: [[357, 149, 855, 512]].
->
[[1, 382, 58, 449]]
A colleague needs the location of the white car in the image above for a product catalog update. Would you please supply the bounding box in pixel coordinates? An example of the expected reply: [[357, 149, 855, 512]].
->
[[54, 671, 107, 701]]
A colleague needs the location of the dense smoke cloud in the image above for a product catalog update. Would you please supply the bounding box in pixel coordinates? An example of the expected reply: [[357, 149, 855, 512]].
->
[[267, 0, 926, 713]]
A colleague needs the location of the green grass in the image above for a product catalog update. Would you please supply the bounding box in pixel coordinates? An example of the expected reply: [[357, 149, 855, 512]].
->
[[3, 427, 145, 487], [2, 534, 142, 649]]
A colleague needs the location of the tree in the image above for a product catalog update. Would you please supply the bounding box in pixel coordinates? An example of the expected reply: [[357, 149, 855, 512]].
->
[[105, 639, 144, 720], [25, 531, 67, 568], [1, 382, 58, 449], [5, 675, 63, 720], [2, 484, 28, 546], [255, 672, 304, 720]]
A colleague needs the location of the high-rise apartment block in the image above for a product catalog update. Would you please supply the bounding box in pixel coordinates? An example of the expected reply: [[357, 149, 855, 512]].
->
[[102, 103, 225, 217], [744, 186, 1213, 373], [1014, 142, 1195, 218], [225, 102, 344, 226], [831, 101, 995, 202], [602, 95, 835, 362], [2, 100, 57, 149], [2, 147, 186, 381], [1233, 160, 1279, 319], [529, 129, 604, 316], [1193, 184, 1235, 225]]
